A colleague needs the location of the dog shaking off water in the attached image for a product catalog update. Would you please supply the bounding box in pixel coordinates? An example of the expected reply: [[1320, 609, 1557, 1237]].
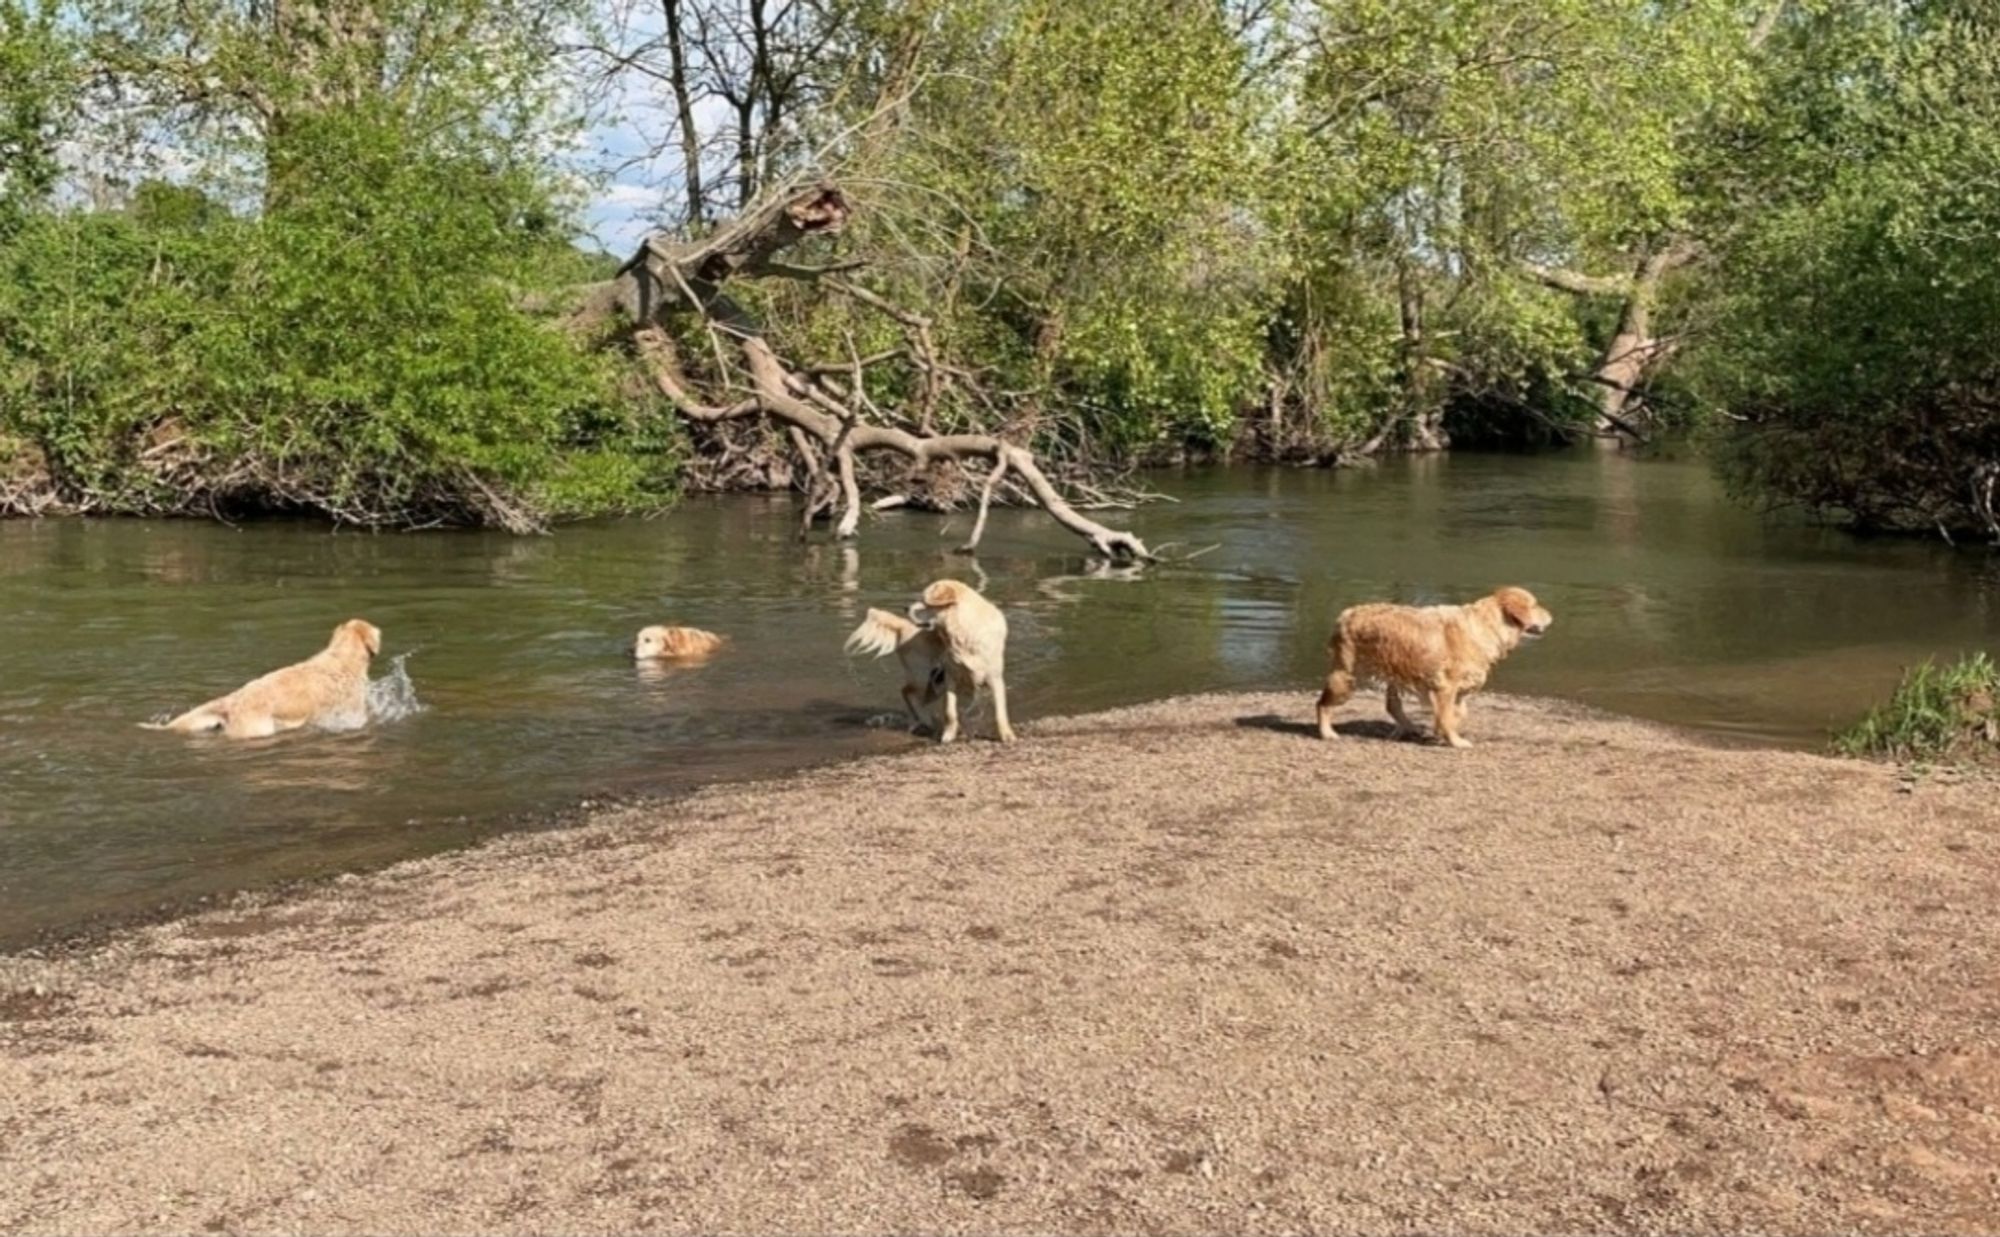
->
[[142, 619, 382, 739], [845, 579, 1015, 743]]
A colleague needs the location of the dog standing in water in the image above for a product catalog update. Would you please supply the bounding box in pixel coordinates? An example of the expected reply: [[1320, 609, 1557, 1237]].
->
[[1315, 587, 1552, 748], [846, 579, 1015, 743], [143, 619, 382, 739]]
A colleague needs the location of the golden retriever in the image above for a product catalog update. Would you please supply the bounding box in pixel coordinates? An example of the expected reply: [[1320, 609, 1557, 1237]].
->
[[1315, 586, 1552, 748], [843, 608, 948, 732], [143, 619, 382, 738], [845, 579, 1015, 743], [633, 625, 726, 660]]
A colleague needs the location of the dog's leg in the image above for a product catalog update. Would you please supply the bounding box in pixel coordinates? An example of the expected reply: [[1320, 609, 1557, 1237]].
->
[[1430, 686, 1472, 749], [1386, 684, 1418, 739], [1315, 672, 1355, 740], [900, 682, 931, 733], [152, 705, 227, 734], [1316, 631, 1358, 740], [938, 686, 962, 744], [224, 712, 280, 740], [989, 675, 1017, 744]]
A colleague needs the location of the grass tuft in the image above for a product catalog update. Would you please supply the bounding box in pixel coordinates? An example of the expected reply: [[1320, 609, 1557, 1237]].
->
[[1834, 653, 2000, 762]]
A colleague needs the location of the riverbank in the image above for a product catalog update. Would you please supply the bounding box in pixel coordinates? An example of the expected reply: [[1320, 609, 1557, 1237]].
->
[[6, 691, 1998, 1233]]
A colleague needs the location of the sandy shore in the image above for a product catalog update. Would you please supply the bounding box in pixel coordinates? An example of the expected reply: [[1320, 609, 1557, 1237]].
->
[[5, 691, 1999, 1234]]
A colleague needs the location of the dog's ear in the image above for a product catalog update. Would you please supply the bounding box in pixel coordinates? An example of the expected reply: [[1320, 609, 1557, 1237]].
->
[[1494, 588, 1538, 629], [920, 580, 963, 610], [344, 619, 383, 656]]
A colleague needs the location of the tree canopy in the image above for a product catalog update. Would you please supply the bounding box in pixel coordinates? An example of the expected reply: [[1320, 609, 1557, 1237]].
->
[[1, 0, 1995, 542]]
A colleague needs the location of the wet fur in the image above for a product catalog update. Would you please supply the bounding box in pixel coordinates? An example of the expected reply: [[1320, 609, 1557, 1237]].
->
[[848, 580, 1015, 743], [844, 609, 949, 733], [142, 619, 382, 739], [1315, 587, 1552, 748], [634, 625, 726, 660]]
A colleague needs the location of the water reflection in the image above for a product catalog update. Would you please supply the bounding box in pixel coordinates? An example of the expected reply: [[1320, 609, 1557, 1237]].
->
[[2, 453, 1998, 942]]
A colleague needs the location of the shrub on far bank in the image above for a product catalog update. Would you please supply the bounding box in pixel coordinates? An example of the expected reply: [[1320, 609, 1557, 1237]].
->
[[0, 115, 681, 530], [1835, 654, 2000, 764]]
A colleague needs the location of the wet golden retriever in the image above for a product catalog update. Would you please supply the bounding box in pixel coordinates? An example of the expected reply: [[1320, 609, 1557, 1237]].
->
[[143, 619, 382, 738], [845, 579, 1015, 743], [1315, 586, 1552, 748], [633, 625, 726, 660], [843, 608, 947, 732]]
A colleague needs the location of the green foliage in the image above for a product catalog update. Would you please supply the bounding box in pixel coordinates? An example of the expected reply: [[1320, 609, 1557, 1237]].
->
[[1696, 0, 2000, 538], [7, 0, 1998, 530], [1256, 0, 1775, 449], [1835, 654, 2000, 762], [794, 0, 1279, 458], [0, 1, 70, 241], [0, 0, 679, 526], [0, 125, 679, 523]]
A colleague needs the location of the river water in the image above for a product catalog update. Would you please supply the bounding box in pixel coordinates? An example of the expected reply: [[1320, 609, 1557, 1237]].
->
[[3, 451, 1997, 944]]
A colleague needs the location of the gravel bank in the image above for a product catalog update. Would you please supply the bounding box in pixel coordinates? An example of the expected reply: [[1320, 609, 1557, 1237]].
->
[[5, 692, 1998, 1233]]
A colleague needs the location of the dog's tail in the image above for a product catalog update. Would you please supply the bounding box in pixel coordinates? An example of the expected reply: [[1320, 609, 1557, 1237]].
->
[[138, 706, 225, 733], [845, 608, 919, 658]]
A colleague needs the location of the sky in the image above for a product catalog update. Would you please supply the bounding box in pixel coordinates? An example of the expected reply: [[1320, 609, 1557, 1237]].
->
[[50, 1, 712, 258], [568, 6, 737, 256]]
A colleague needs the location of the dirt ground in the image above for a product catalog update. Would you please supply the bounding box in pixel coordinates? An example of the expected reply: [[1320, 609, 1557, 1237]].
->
[[5, 692, 1999, 1234]]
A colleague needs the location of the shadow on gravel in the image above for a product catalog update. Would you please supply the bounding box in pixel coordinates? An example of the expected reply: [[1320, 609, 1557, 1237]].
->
[[1233, 713, 1407, 742]]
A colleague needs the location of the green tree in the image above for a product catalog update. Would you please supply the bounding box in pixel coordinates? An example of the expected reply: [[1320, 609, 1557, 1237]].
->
[[0, 0, 681, 526], [789, 0, 1277, 455], [0, 1, 70, 240], [1275, 0, 1783, 448], [1695, 0, 2000, 540]]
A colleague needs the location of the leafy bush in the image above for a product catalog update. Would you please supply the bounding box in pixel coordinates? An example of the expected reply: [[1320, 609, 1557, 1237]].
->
[[0, 109, 681, 527]]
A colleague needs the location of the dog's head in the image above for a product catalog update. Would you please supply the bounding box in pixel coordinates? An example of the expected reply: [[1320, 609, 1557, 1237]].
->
[[334, 619, 383, 658], [634, 625, 718, 659], [908, 579, 971, 628], [633, 625, 679, 659], [1492, 587, 1553, 639]]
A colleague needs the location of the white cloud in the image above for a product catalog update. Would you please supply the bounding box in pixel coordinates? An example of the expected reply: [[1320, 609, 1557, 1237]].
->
[[580, 180, 665, 254]]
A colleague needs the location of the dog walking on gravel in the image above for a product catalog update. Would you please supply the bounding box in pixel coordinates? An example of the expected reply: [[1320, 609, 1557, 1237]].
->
[[1316, 586, 1552, 748]]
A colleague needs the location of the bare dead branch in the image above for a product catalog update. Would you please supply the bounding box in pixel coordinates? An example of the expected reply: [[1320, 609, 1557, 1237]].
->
[[1520, 262, 1628, 298], [586, 182, 1153, 562], [957, 456, 1009, 554]]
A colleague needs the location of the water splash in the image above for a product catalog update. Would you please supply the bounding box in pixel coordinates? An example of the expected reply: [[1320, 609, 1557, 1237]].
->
[[366, 652, 427, 723]]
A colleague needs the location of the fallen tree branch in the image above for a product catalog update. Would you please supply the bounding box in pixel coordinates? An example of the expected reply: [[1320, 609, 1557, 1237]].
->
[[958, 456, 1009, 553], [581, 180, 1153, 562], [1521, 262, 1628, 298]]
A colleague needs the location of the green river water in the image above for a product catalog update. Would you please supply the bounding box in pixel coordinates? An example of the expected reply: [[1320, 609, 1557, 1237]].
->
[[3, 451, 1995, 944]]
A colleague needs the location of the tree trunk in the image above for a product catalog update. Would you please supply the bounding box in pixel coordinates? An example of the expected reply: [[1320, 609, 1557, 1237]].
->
[[1397, 259, 1448, 451], [660, 0, 706, 228], [1524, 241, 1697, 438]]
